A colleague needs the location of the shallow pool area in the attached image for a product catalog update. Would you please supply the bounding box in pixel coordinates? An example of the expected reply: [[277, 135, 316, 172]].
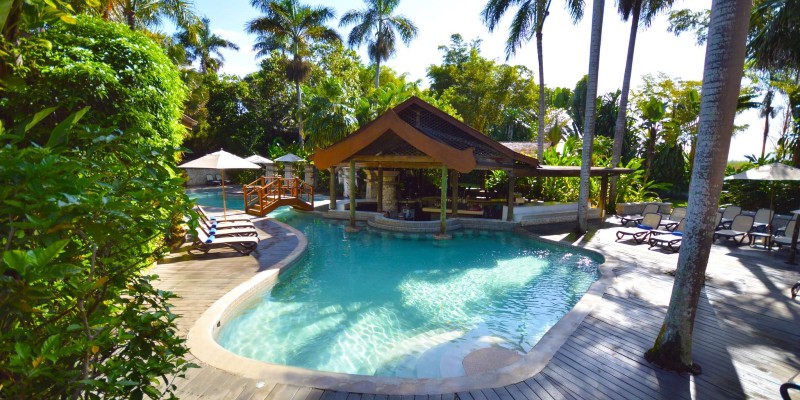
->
[[187, 187, 244, 210], [215, 211, 600, 379]]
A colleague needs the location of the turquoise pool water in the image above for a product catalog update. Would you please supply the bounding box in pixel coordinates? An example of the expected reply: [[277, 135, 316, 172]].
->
[[187, 187, 244, 210], [215, 211, 601, 379]]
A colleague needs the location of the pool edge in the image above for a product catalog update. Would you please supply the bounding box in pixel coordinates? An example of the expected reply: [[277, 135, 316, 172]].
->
[[186, 220, 617, 395]]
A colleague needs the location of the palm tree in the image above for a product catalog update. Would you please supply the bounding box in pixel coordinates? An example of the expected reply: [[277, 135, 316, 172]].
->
[[576, 0, 605, 234], [93, 0, 198, 31], [645, 0, 751, 373], [339, 0, 418, 89], [247, 0, 341, 145], [608, 0, 674, 207], [176, 17, 239, 74], [758, 86, 780, 159]]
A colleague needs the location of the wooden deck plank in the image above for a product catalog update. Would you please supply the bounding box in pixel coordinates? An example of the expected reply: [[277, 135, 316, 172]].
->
[[469, 389, 489, 400], [519, 379, 554, 400], [237, 382, 277, 400], [266, 384, 300, 400], [492, 386, 516, 400]]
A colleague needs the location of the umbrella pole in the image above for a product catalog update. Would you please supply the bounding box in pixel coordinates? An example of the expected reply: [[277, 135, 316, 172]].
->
[[221, 169, 227, 222]]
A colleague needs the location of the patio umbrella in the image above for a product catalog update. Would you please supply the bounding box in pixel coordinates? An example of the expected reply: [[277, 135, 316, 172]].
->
[[724, 162, 800, 260], [274, 153, 305, 179], [179, 149, 261, 221], [245, 154, 274, 177]]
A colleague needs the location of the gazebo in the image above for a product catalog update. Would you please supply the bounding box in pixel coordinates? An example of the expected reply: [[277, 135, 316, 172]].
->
[[311, 96, 630, 234]]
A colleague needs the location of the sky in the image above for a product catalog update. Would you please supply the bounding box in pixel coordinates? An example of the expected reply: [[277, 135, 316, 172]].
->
[[183, 0, 775, 162]]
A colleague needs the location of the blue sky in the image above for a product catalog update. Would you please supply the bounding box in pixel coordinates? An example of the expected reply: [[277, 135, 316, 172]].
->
[[180, 0, 771, 161]]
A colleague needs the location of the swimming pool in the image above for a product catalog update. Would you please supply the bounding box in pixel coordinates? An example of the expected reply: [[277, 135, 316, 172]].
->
[[215, 211, 600, 379], [186, 187, 244, 210]]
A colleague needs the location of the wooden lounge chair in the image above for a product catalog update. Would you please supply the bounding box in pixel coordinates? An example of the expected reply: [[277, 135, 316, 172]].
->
[[189, 228, 259, 256], [713, 214, 754, 244], [198, 221, 258, 238], [718, 205, 742, 229], [658, 207, 686, 231], [616, 213, 662, 244], [649, 219, 685, 253], [618, 203, 660, 226], [206, 174, 220, 185]]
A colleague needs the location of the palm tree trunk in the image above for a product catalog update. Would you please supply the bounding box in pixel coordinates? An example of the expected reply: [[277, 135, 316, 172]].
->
[[645, 0, 751, 373], [643, 127, 657, 182], [296, 80, 304, 146], [609, 1, 641, 211], [761, 113, 769, 159], [375, 58, 381, 89], [536, 31, 545, 162], [576, 0, 605, 234]]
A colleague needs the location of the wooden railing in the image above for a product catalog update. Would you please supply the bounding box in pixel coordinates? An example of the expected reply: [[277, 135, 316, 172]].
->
[[243, 176, 314, 216]]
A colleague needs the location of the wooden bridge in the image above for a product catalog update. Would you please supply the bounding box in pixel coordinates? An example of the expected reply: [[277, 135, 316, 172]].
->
[[243, 176, 314, 217]]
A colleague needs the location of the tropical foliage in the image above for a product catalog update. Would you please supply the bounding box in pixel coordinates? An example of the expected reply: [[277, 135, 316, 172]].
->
[[0, 14, 192, 398]]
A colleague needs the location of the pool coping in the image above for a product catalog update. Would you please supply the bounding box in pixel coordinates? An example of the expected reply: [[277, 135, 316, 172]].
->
[[186, 217, 617, 395]]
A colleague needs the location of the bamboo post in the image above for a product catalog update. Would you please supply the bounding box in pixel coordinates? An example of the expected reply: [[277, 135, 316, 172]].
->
[[506, 169, 515, 222], [377, 167, 384, 213], [439, 166, 448, 235], [349, 160, 356, 229], [329, 167, 336, 211], [451, 170, 459, 218]]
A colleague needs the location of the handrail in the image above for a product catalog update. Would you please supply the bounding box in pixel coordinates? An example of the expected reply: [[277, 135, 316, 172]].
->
[[243, 175, 315, 216]]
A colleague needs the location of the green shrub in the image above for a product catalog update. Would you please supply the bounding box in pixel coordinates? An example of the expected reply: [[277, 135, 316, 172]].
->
[[0, 16, 192, 399]]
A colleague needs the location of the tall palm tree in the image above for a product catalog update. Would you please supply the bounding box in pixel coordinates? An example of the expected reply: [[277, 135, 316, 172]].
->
[[247, 0, 341, 145], [576, 0, 605, 234], [339, 0, 418, 89], [481, 0, 584, 162], [176, 17, 239, 74], [93, 0, 198, 31], [645, 0, 751, 373], [758, 86, 779, 159], [608, 0, 674, 207]]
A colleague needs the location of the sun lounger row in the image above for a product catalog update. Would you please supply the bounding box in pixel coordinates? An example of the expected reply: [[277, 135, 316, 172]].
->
[[188, 206, 260, 256]]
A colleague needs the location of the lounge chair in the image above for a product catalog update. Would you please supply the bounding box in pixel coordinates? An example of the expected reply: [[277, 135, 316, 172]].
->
[[206, 174, 222, 186], [198, 221, 258, 238], [751, 208, 773, 232], [649, 219, 685, 253], [718, 205, 742, 229], [216, 174, 231, 185], [195, 205, 253, 224], [658, 207, 686, 231], [616, 213, 662, 244], [189, 228, 259, 256], [713, 214, 754, 244], [618, 203, 660, 226], [772, 220, 799, 250]]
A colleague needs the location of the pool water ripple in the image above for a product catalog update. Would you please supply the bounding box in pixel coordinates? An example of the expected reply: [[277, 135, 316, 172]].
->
[[215, 211, 600, 378]]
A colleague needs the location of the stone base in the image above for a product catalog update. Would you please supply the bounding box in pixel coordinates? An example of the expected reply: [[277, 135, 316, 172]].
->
[[344, 226, 362, 233], [433, 233, 452, 240]]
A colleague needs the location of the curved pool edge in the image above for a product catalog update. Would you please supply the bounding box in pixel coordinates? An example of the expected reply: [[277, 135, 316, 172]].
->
[[186, 220, 617, 395]]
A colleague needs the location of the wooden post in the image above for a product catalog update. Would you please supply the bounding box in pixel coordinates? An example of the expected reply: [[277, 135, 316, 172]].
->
[[329, 167, 336, 211], [506, 169, 515, 222], [451, 171, 459, 218], [439, 166, 448, 235], [377, 167, 384, 213], [600, 174, 609, 225], [349, 160, 356, 229]]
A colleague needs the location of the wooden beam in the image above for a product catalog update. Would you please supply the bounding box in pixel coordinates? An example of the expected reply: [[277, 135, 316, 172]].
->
[[600, 174, 609, 225], [349, 160, 356, 228], [377, 168, 383, 213], [451, 170, 459, 218], [350, 155, 436, 163], [506, 169, 515, 222], [329, 167, 336, 211], [440, 167, 448, 235]]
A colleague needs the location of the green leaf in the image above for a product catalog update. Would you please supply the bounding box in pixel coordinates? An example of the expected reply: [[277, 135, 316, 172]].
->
[[31, 239, 69, 268], [2, 250, 29, 271], [46, 107, 90, 148], [0, 0, 12, 33], [24, 107, 58, 133]]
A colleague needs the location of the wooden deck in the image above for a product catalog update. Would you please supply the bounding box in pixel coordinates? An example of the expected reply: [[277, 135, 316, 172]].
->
[[153, 215, 800, 399]]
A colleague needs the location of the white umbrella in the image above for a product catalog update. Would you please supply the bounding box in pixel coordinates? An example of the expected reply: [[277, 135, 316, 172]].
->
[[179, 149, 261, 221], [725, 162, 800, 260], [245, 154, 274, 177], [274, 153, 305, 163]]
